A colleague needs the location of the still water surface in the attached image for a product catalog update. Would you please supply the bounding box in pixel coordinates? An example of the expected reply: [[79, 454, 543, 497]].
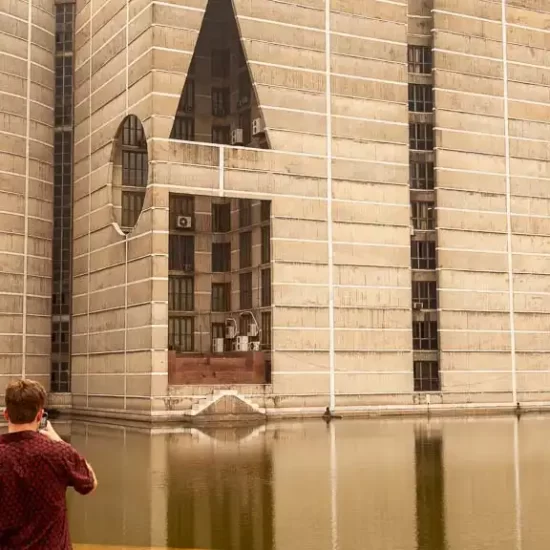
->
[[62, 416, 550, 550]]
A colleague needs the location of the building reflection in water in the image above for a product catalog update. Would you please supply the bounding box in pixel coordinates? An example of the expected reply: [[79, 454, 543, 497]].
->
[[63, 416, 539, 550], [415, 425, 446, 550]]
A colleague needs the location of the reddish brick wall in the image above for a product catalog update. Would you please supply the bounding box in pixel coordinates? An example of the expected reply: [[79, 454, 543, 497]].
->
[[168, 351, 266, 385]]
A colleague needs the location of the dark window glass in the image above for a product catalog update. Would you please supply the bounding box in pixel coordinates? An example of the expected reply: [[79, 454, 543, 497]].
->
[[212, 202, 230, 232], [410, 123, 434, 151], [238, 71, 251, 105], [50, 361, 70, 393], [212, 242, 231, 272], [261, 268, 271, 307], [261, 201, 271, 222], [170, 194, 194, 229], [177, 80, 195, 114], [240, 231, 252, 269], [212, 49, 230, 78], [239, 110, 251, 145], [261, 311, 272, 350], [172, 117, 195, 140], [212, 87, 230, 117], [411, 241, 436, 270], [261, 225, 270, 264], [169, 235, 195, 271], [408, 46, 432, 74], [412, 202, 435, 230], [212, 125, 231, 144], [414, 361, 440, 391], [413, 321, 439, 350], [240, 272, 252, 310], [410, 160, 434, 190], [168, 276, 194, 311], [412, 281, 437, 309], [409, 84, 433, 112], [212, 283, 231, 312], [239, 199, 251, 227], [168, 316, 194, 352], [121, 191, 145, 229]]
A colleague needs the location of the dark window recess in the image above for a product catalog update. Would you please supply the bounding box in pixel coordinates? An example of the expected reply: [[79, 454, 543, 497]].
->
[[212, 49, 230, 78], [212, 202, 231, 232], [413, 321, 439, 350], [412, 281, 437, 309], [212, 242, 231, 272], [412, 202, 435, 230], [239, 315, 251, 338], [55, 3, 74, 50], [55, 55, 73, 126], [177, 80, 195, 113], [408, 45, 432, 74], [240, 272, 253, 310], [261, 311, 272, 351], [212, 283, 231, 312], [239, 110, 251, 145], [212, 125, 231, 144], [410, 160, 435, 190], [411, 241, 437, 270], [410, 123, 434, 151], [168, 316, 194, 352], [168, 276, 194, 311], [122, 150, 148, 187], [169, 235, 195, 271], [261, 268, 271, 307], [409, 84, 433, 112], [212, 87, 230, 117], [172, 117, 195, 140], [51, 321, 70, 354], [240, 231, 252, 269], [261, 225, 270, 264], [121, 191, 145, 229], [261, 200, 271, 222], [212, 323, 230, 351], [414, 361, 440, 392], [238, 71, 251, 105], [50, 361, 70, 393], [239, 199, 252, 227], [169, 194, 194, 228]]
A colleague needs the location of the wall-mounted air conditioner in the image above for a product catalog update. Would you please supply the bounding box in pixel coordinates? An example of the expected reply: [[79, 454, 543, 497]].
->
[[225, 325, 236, 339], [247, 324, 259, 337], [237, 96, 250, 108], [252, 118, 264, 136], [175, 215, 193, 230], [212, 338, 224, 353], [235, 335, 249, 351], [231, 129, 244, 145], [249, 341, 260, 351], [412, 302, 423, 311]]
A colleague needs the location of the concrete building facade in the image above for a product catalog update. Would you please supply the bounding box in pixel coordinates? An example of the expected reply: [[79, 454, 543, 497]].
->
[[1, 0, 550, 420]]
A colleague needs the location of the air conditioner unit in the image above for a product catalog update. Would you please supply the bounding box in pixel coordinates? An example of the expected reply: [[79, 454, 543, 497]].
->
[[235, 335, 249, 351], [412, 302, 423, 310], [231, 129, 244, 145], [176, 215, 193, 230], [247, 324, 259, 337], [212, 338, 224, 353], [252, 118, 264, 136], [225, 325, 236, 339], [249, 341, 260, 351], [184, 104, 193, 113], [410, 226, 416, 236]]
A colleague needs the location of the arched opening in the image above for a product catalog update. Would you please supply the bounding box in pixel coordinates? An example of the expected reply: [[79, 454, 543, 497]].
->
[[112, 115, 148, 233]]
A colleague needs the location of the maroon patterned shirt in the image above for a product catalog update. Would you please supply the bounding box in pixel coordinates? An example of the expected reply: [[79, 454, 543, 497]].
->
[[0, 430, 95, 550]]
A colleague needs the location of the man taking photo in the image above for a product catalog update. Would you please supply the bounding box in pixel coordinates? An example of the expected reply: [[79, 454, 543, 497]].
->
[[0, 379, 98, 549]]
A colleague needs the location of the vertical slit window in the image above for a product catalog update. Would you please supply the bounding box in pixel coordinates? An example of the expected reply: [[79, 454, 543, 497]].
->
[[212, 87, 230, 117], [413, 321, 439, 350], [411, 241, 436, 270], [240, 272, 252, 310], [240, 231, 252, 269], [412, 202, 435, 230], [414, 361, 440, 391], [410, 160, 435, 190], [212, 283, 231, 312], [408, 46, 432, 74], [212, 125, 230, 144], [168, 276, 194, 311], [410, 123, 434, 151], [169, 235, 195, 271], [261, 312, 272, 351], [409, 84, 433, 112], [172, 117, 195, 141], [261, 268, 271, 307], [412, 281, 437, 309], [239, 199, 252, 227], [212, 202, 231, 232], [168, 317, 194, 352], [212, 242, 231, 273], [261, 225, 270, 265], [212, 49, 230, 78]]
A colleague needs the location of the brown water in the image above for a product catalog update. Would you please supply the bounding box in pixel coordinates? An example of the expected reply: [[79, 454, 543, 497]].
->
[[62, 416, 550, 550]]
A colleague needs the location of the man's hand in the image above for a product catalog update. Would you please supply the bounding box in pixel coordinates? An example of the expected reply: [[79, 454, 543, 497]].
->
[[39, 421, 63, 442]]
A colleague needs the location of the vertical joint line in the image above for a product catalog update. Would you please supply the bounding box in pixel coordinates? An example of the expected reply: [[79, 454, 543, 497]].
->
[[124, 238, 128, 410], [125, 0, 129, 114], [219, 146, 224, 196], [325, 0, 335, 412], [22, 0, 34, 379], [501, 0, 517, 405], [86, 2, 93, 407]]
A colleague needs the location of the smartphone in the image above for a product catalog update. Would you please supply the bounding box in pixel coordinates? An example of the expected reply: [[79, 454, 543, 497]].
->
[[38, 411, 48, 430]]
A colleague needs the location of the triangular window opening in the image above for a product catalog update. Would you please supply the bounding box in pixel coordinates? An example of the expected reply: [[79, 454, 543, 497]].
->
[[170, 0, 268, 149]]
